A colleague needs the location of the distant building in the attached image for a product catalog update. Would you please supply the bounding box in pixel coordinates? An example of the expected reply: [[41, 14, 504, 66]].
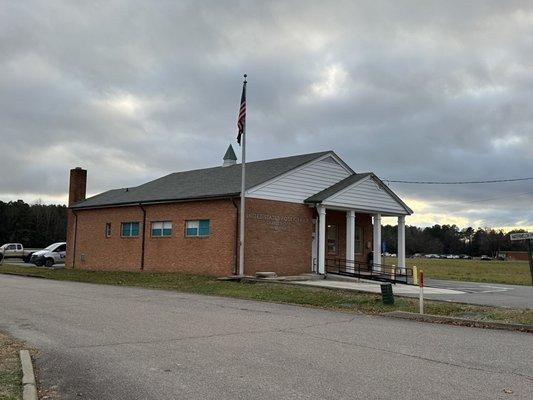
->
[[499, 251, 529, 261], [66, 147, 412, 276]]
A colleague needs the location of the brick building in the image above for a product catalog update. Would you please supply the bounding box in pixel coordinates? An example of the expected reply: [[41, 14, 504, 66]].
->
[[66, 147, 412, 276]]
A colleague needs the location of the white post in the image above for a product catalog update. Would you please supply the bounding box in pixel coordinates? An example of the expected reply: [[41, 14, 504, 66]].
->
[[238, 77, 247, 276], [373, 213, 382, 271], [318, 205, 326, 274], [398, 215, 406, 273], [346, 210, 355, 272]]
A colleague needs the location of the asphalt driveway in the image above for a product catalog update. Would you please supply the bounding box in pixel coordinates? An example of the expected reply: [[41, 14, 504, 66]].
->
[[0, 275, 531, 399], [421, 278, 533, 309]]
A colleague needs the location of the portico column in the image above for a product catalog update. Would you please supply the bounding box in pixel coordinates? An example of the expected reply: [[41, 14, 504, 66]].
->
[[398, 215, 406, 273], [318, 205, 327, 274], [373, 214, 382, 270], [346, 210, 355, 271]]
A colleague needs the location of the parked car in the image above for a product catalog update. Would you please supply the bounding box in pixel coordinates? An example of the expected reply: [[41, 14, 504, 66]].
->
[[459, 254, 472, 259], [480, 255, 492, 261], [0, 243, 36, 263], [30, 242, 66, 267]]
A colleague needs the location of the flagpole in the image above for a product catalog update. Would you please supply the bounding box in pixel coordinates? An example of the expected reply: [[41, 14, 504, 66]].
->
[[239, 74, 247, 276]]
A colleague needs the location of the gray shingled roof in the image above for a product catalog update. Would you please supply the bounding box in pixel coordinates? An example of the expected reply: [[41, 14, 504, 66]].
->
[[304, 173, 372, 203], [72, 151, 331, 209]]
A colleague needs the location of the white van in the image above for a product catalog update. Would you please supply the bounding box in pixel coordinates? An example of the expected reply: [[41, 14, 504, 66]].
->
[[30, 242, 66, 267]]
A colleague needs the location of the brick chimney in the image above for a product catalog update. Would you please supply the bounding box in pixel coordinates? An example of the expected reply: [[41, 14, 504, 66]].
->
[[68, 167, 87, 206]]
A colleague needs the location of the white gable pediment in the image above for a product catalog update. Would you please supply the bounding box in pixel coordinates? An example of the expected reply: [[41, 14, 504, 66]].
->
[[323, 175, 410, 215], [246, 154, 352, 203]]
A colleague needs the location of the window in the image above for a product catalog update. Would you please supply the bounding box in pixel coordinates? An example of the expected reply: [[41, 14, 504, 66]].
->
[[17, 244, 22, 250], [105, 223, 112, 238], [186, 220, 210, 237], [7, 244, 16, 251], [355, 226, 363, 255], [326, 224, 338, 254], [55, 244, 66, 252], [152, 221, 172, 237], [121, 222, 140, 237]]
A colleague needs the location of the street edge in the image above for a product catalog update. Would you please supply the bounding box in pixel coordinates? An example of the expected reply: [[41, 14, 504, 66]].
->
[[383, 311, 533, 333], [20, 349, 38, 400]]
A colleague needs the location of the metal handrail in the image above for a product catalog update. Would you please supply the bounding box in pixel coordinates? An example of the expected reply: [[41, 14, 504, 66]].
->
[[325, 257, 414, 285]]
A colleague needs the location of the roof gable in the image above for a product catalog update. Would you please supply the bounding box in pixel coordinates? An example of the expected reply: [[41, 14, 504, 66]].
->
[[306, 174, 412, 215], [245, 153, 353, 204]]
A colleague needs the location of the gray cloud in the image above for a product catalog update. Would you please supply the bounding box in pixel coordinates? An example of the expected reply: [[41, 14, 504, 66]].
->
[[1, 0, 532, 228]]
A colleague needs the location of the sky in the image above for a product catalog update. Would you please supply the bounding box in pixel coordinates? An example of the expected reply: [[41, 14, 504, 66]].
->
[[1, 0, 532, 230]]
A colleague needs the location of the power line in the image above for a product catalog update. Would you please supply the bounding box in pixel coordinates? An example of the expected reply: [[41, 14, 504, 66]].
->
[[454, 190, 533, 204], [382, 177, 533, 185]]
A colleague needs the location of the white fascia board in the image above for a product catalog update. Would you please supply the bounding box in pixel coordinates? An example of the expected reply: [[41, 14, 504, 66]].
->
[[246, 151, 353, 194], [321, 204, 408, 216]]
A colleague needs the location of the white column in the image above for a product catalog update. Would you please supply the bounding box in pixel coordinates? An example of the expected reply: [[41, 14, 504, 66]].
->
[[318, 205, 327, 274], [373, 213, 382, 270], [346, 210, 355, 272], [398, 215, 406, 273]]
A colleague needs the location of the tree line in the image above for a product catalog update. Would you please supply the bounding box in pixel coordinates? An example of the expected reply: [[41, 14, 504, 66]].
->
[[382, 224, 528, 257], [0, 200, 67, 248]]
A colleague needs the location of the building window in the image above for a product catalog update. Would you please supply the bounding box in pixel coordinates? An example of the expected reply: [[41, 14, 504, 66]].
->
[[185, 220, 210, 237], [121, 222, 140, 237], [152, 221, 172, 237], [326, 224, 338, 254], [105, 223, 112, 238], [355, 226, 363, 255]]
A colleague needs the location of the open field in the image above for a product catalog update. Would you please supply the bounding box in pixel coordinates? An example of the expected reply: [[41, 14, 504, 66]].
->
[[1, 263, 532, 325], [385, 257, 532, 286], [0, 332, 23, 400]]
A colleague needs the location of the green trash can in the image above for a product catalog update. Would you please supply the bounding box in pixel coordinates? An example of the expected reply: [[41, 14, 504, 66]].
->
[[380, 283, 394, 305]]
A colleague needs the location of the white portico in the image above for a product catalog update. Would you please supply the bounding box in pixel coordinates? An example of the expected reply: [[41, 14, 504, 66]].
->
[[305, 173, 413, 275]]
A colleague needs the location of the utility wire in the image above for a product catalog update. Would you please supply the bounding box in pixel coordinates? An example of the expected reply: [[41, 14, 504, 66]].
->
[[382, 177, 533, 185]]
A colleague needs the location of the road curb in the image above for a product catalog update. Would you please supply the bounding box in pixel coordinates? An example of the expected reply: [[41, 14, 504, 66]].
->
[[383, 311, 533, 333], [20, 350, 38, 400]]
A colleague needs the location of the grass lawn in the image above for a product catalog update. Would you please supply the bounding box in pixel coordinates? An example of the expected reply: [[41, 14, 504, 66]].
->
[[1, 264, 532, 326], [385, 257, 532, 286], [0, 332, 23, 400]]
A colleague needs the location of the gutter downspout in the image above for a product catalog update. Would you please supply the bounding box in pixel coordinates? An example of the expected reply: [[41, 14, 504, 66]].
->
[[231, 197, 239, 275], [139, 204, 147, 270], [72, 210, 78, 269]]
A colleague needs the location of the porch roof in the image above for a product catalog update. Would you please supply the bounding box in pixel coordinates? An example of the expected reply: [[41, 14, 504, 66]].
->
[[304, 173, 413, 215]]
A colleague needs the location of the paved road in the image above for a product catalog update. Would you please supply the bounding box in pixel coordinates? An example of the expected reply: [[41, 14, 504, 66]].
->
[[420, 278, 533, 309], [0, 275, 532, 400]]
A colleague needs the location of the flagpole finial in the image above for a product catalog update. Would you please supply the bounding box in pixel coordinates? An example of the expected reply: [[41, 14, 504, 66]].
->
[[243, 74, 247, 83]]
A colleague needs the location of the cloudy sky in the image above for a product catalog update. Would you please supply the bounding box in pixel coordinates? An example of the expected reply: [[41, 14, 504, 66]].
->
[[1, 0, 532, 230]]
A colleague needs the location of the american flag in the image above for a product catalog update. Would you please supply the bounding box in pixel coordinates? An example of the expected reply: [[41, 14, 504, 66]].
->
[[237, 79, 246, 145]]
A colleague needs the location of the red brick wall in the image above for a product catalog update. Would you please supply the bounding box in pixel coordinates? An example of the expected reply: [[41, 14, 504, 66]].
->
[[67, 199, 237, 275], [244, 198, 315, 276], [65, 195, 374, 276], [143, 200, 236, 275]]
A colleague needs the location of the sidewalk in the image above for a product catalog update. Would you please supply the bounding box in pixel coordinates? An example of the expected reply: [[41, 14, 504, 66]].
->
[[292, 278, 464, 295]]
